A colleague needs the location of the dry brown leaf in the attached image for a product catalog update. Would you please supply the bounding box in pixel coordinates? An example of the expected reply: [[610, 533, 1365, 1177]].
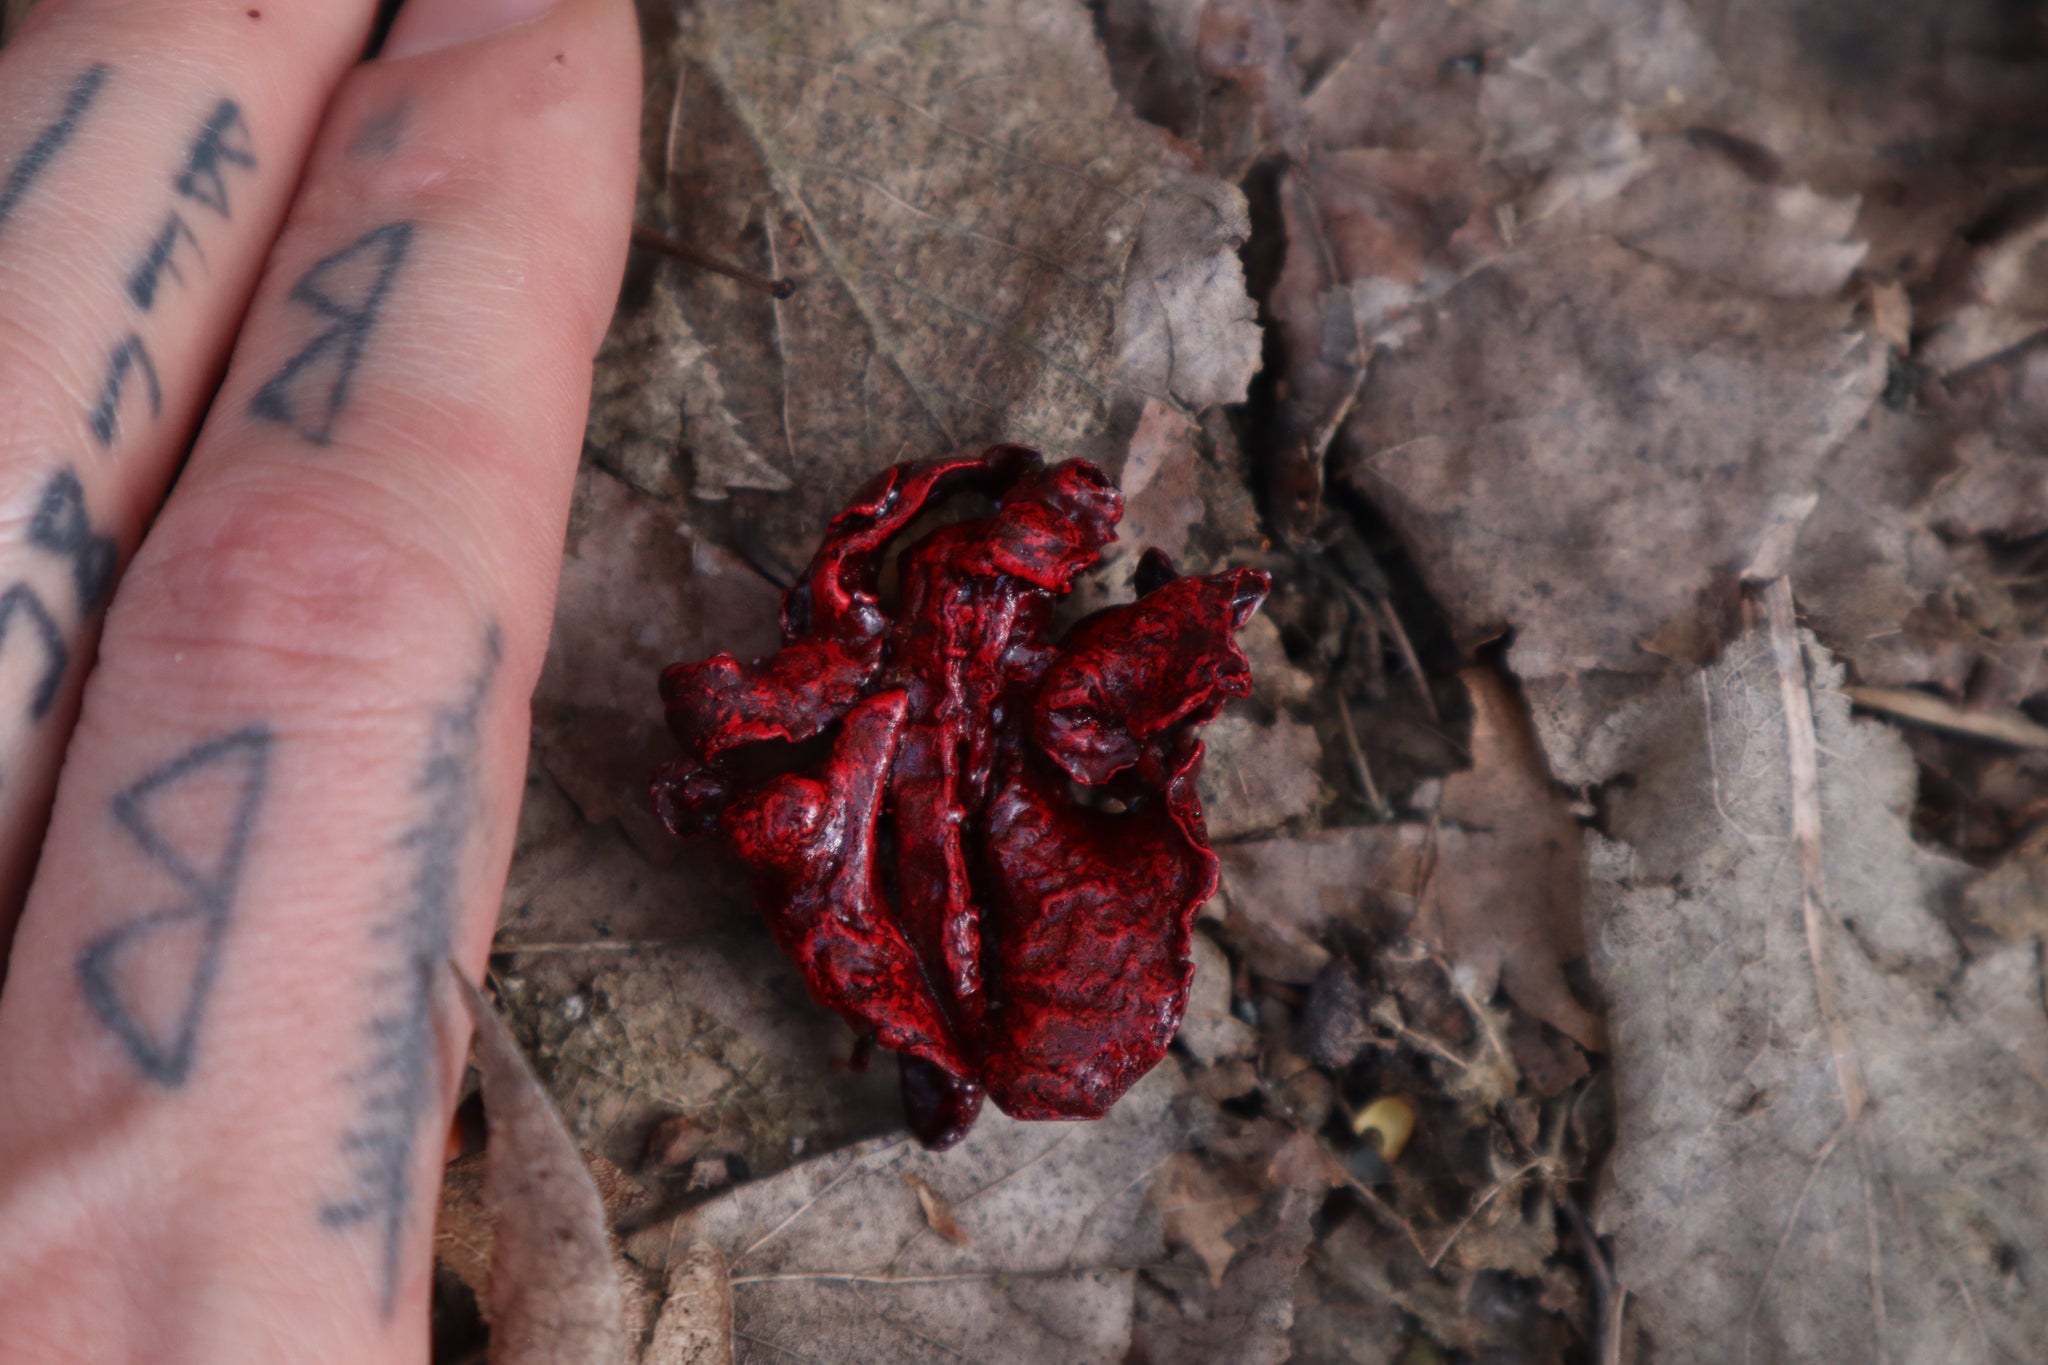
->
[[1572, 623, 2048, 1360], [1102, 398, 1204, 596], [1216, 825, 1425, 983], [1921, 206, 2048, 374], [436, 1152, 493, 1303], [1176, 930, 1257, 1065], [1196, 710, 1325, 840], [1132, 1128, 1329, 1365], [1779, 362, 2048, 710], [642, 1240, 733, 1365], [624, 1067, 1190, 1365], [906, 1173, 969, 1247], [535, 465, 782, 856], [454, 970, 627, 1365], [436, 1149, 652, 1310], [1920, 428, 2048, 544], [585, 278, 790, 504], [1154, 1152, 1260, 1288], [492, 772, 902, 1182], [1594, 134, 1866, 299], [1341, 234, 1883, 679], [621, 0, 1258, 571], [1961, 828, 2048, 942], [1418, 668, 1603, 1051]]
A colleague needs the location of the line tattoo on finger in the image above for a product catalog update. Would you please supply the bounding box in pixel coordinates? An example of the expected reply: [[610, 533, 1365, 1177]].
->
[[76, 727, 274, 1086], [89, 333, 160, 448], [251, 221, 415, 446], [320, 628, 500, 1315], [127, 211, 203, 311], [0, 65, 109, 239]]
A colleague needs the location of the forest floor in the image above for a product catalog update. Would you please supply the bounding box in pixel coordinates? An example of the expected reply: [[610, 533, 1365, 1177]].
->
[[445, 1, 2048, 1361]]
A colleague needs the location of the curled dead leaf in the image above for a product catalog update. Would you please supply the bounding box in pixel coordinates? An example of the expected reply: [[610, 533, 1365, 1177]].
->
[[642, 1240, 733, 1365], [1417, 667, 1605, 1051], [452, 968, 626, 1365]]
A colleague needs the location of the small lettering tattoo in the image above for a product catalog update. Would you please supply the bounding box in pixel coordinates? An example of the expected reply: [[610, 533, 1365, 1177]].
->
[[30, 469, 116, 611], [250, 221, 414, 446], [89, 334, 161, 447], [0, 584, 67, 719], [76, 727, 272, 1086], [0, 65, 109, 238], [173, 99, 256, 219], [88, 93, 253, 446], [127, 212, 201, 310], [321, 629, 499, 1315]]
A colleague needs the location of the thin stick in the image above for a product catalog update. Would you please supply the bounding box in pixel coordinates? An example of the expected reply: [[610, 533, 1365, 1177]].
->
[[491, 939, 677, 954], [632, 224, 796, 298], [1554, 1189, 1624, 1365], [1760, 579, 1888, 1358], [1335, 692, 1389, 818], [1330, 1158, 1435, 1265], [1328, 573, 1439, 724], [1374, 594, 1441, 724], [1425, 1160, 1542, 1269], [1845, 684, 2048, 750], [1760, 578, 1865, 1121]]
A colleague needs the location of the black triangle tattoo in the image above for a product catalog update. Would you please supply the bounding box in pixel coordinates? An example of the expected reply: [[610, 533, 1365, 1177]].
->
[[76, 726, 272, 1086]]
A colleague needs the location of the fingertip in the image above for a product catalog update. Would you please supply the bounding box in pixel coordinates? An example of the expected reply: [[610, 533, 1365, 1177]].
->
[[381, 0, 557, 60], [364, 0, 641, 352]]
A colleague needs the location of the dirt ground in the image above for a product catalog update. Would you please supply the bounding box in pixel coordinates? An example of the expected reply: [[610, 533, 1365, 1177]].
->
[[442, 1, 2048, 1360]]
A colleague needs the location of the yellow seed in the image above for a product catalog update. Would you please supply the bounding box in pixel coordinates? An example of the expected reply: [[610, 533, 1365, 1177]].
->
[[1351, 1095, 1416, 1162]]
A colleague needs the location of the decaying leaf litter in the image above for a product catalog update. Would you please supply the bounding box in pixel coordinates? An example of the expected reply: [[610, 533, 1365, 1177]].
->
[[444, 0, 2048, 1359]]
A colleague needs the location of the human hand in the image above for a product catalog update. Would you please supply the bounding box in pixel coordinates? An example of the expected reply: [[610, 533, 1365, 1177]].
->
[[0, 0, 639, 1358]]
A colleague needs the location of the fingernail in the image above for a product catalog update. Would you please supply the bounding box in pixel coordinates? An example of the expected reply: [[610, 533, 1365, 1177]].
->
[[381, 0, 557, 59]]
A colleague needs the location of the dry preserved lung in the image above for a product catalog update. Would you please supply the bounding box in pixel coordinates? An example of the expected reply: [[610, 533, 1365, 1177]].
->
[[653, 445, 1267, 1148]]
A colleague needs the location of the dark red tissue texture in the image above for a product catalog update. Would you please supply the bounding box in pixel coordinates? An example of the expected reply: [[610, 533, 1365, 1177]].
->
[[653, 445, 1268, 1148]]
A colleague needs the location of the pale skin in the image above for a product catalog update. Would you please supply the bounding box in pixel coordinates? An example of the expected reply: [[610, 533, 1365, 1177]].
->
[[0, 0, 641, 1359]]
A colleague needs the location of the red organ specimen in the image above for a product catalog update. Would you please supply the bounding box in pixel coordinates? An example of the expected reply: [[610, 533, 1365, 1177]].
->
[[653, 445, 1269, 1148]]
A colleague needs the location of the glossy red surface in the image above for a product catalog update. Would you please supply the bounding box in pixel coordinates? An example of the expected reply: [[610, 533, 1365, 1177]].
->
[[653, 445, 1269, 1147]]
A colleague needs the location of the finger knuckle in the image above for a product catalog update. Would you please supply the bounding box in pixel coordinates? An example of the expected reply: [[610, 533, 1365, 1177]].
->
[[104, 482, 469, 706]]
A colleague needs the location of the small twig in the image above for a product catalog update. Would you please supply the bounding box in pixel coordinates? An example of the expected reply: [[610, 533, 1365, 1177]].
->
[[1425, 1159, 1543, 1270], [1373, 594, 1441, 725], [1554, 1188, 1624, 1365], [1325, 572, 1439, 724], [1759, 578, 1866, 1122], [1759, 579, 1888, 1359], [1444, 949, 1514, 1077], [632, 224, 796, 298], [1368, 1004, 1472, 1073], [1743, 1120, 1848, 1364], [1335, 692, 1390, 819], [1845, 683, 2048, 750], [1328, 1153, 1435, 1265], [1307, 363, 1368, 467], [730, 1264, 1156, 1288]]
